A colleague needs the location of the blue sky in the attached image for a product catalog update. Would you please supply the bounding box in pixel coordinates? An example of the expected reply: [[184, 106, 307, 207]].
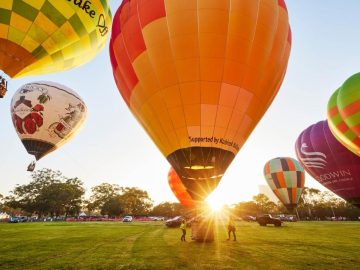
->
[[1, 1, 360, 205]]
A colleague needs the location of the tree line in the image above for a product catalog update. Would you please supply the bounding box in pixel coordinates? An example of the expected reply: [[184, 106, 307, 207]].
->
[[232, 189, 360, 220], [1, 168, 360, 220]]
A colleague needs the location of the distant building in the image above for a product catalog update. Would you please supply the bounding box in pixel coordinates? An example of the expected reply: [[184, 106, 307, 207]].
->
[[0, 212, 10, 219], [258, 185, 279, 203]]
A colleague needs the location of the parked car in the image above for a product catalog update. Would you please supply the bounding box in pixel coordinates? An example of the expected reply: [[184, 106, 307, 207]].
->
[[122, 216, 133, 222], [9, 216, 27, 223], [165, 216, 184, 228], [257, 214, 282, 227], [242, 215, 256, 222]]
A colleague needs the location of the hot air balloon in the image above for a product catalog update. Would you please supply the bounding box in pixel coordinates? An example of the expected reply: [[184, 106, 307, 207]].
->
[[295, 120, 360, 208], [327, 73, 360, 156], [0, 0, 112, 97], [168, 167, 194, 207], [110, 0, 292, 201], [11, 81, 87, 170], [264, 157, 305, 212]]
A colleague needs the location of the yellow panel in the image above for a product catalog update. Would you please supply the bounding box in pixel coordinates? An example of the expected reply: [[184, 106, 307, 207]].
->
[[201, 82, 221, 105], [0, 24, 9, 39], [175, 58, 199, 82], [201, 104, 217, 126], [42, 37, 60, 54], [168, 107, 187, 129], [184, 104, 201, 126], [215, 106, 233, 128], [180, 82, 200, 105], [0, 0, 13, 9], [34, 12, 58, 36], [60, 22, 80, 45], [142, 18, 170, 49], [24, 0, 45, 9], [48, 0, 76, 19], [10, 12, 32, 33], [219, 83, 239, 107], [161, 86, 182, 108], [146, 44, 178, 88], [133, 52, 154, 80], [200, 58, 224, 82], [21, 35, 40, 52]]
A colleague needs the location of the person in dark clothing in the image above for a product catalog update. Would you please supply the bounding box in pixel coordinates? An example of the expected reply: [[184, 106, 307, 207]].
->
[[227, 216, 236, 241], [180, 219, 187, 241]]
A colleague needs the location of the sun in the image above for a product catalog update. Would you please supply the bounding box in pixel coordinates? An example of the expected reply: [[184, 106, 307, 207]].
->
[[206, 196, 225, 212]]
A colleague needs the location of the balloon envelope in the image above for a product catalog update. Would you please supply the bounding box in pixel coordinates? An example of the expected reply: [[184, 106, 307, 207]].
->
[[110, 0, 292, 201], [0, 1, 111, 80], [327, 73, 360, 156], [295, 120, 360, 208], [168, 167, 194, 207], [263, 157, 305, 212], [11, 81, 87, 161]]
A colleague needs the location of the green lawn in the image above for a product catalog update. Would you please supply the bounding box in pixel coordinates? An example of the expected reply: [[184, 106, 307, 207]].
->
[[0, 221, 359, 270]]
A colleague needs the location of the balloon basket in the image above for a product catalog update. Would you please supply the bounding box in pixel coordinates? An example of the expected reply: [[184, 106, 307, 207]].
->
[[191, 216, 214, 242]]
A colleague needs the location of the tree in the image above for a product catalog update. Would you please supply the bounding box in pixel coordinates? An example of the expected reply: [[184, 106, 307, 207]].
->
[[7, 168, 84, 217], [151, 202, 187, 218], [253, 194, 277, 214], [101, 196, 123, 217], [36, 178, 85, 217], [87, 183, 121, 213], [119, 187, 153, 216]]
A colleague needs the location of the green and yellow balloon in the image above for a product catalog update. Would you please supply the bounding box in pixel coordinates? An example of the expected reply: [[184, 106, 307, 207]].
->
[[327, 73, 360, 156], [0, 0, 112, 97]]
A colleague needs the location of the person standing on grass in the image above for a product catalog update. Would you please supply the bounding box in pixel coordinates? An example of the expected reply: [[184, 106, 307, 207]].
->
[[180, 219, 187, 241], [227, 216, 236, 241]]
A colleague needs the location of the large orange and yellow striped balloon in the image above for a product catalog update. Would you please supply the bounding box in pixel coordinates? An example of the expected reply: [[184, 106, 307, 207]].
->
[[168, 167, 194, 207], [0, 0, 112, 96], [110, 0, 292, 201]]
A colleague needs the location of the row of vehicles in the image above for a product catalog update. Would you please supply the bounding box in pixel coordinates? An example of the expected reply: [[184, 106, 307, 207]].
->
[[165, 214, 294, 228], [5, 215, 165, 223]]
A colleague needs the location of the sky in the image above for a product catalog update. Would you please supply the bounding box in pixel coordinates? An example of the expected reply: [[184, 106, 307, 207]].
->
[[1, 0, 360, 206]]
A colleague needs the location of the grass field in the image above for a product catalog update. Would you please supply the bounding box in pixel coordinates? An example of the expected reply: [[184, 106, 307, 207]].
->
[[0, 221, 359, 270]]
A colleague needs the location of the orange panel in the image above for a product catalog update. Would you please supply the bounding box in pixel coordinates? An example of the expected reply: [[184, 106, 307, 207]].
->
[[200, 58, 224, 82], [201, 82, 221, 105], [219, 84, 239, 108], [180, 82, 201, 105], [184, 105, 201, 126], [215, 106, 233, 128], [161, 86, 182, 108], [201, 104, 218, 127], [168, 107, 187, 129]]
